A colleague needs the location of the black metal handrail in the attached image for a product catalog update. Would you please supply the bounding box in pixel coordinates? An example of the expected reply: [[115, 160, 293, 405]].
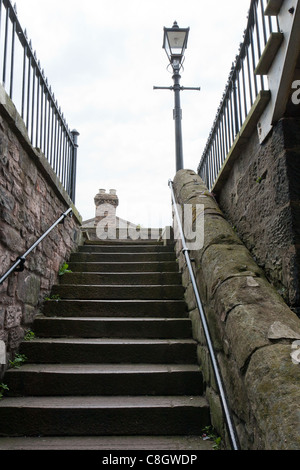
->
[[0, 207, 72, 285], [198, 0, 279, 190], [168, 179, 240, 451], [0, 0, 79, 202]]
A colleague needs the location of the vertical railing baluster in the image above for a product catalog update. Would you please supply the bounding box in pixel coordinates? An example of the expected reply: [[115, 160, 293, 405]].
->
[[30, 67, 35, 143], [53, 111, 57, 172], [35, 72, 40, 148], [254, 1, 265, 90], [43, 90, 48, 156], [50, 104, 54, 167], [9, 12, 16, 99], [260, 0, 268, 46], [58, 123, 63, 179], [50, 108, 54, 167], [39, 81, 44, 150], [220, 112, 225, 168], [2, 4, 9, 87], [26, 55, 31, 129], [47, 98, 51, 162], [0, 1, 2, 38], [237, 69, 243, 129], [246, 45, 254, 106], [241, 57, 248, 118], [21, 45, 26, 119], [250, 24, 259, 95], [229, 87, 235, 141]]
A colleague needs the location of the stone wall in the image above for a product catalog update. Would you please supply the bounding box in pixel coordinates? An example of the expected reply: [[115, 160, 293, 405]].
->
[[0, 85, 82, 376], [173, 169, 300, 450], [214, 117, 300, 315]]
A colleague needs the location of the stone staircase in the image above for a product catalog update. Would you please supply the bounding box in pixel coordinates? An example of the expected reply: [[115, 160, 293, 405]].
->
[[0, 239, 213, 450]]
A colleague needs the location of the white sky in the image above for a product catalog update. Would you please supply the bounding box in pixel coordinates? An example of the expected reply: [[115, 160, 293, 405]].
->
[[15, 0, 250, 228]]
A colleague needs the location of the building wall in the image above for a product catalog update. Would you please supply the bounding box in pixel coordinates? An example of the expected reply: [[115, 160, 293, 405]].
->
[[0, 85, 82, 375], [214, 117, 300, 315]]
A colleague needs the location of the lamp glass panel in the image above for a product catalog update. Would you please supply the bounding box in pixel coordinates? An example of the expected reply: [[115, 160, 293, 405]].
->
[[167, 30, 186, 55]]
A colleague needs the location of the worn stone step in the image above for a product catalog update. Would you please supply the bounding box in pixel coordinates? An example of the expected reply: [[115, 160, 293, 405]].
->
[[19, 338, 197, 364], [59, 272, 182, 286], [42, 300, 187, 318], [51, 284, 185, 300], [79, 245, 174, 253], [0, 396, 210, 437], [5, 364, 203, 396], [69, 252, 176, 263], [33, 317, 192, 338], [67, 261, 179, 273], [0, 435, 214, 450]]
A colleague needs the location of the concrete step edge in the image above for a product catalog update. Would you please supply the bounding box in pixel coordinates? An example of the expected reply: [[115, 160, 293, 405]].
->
[[0, 395, 208, 408], [6, 363, 201, 373], [0, 435, 214, 450]]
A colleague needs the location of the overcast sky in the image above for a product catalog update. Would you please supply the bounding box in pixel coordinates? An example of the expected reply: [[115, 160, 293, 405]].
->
[[15, 0, 250, 228]]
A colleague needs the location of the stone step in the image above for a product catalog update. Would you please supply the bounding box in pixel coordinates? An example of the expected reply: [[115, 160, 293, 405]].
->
[[42, 299, 187, 318], [0, 435, 214, 450], [79, 244, 174, 253], [51, 284, 185, 300], [19, 338, 197, 364], [0, 396, 210, 437], [5, 364, 203, 396], [59, 272, 182, 286], [33, 316, 192, 338], [67, 261, 179, 273], [69, 252, 176, 263], [84, 239, 164, 246], [0, 239, 212, 445]]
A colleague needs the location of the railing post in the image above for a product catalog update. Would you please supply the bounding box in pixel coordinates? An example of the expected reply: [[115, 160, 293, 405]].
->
[[70, 129, 79, 203]]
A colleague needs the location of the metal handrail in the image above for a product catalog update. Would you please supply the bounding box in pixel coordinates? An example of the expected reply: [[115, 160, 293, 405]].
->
[[0, 0, 78, 202], [0, 207, 72, 285], [168, 179, 240, 451]]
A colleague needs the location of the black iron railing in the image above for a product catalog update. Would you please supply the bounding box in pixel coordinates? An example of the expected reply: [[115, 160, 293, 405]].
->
[[0, 0, 78, 202], [169, 179, 240, 451], [0, 208, 73, 285], [198, 0, 279, 190]]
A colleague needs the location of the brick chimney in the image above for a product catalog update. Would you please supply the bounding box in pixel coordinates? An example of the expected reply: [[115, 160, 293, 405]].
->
[[94, 189, 119, 228]]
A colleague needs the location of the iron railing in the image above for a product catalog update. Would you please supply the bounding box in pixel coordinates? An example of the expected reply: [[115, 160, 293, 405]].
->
[[198, 0, 280, 190], [169, 179, 240, 451], [0, 0, 78, 202], [0, 208, 73, 285]]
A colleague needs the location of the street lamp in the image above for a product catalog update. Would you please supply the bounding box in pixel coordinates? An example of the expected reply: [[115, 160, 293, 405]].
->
[[163, 21, 189, 68], [154, 21, 200, 172]]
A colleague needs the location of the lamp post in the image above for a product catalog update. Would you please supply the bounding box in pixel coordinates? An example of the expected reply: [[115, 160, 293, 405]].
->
[[154, 21, 200, 172]]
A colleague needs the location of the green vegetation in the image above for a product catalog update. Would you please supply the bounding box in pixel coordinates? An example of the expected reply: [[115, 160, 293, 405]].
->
[[9, 353, 27, 369], [201, 426, 222, 450], [44, 294, 61, 301], [0, 383, 9, 399], [58, 262, 72, 276], [24, 329, 35, 341]]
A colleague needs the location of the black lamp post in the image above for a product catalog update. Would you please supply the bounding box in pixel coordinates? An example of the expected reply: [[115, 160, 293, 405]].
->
[[154, 21, 200, 172]]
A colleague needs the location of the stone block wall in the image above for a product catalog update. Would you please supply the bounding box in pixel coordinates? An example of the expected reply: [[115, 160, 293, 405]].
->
[[214, 117, 300, 315], [0, 85, 82, 376], [173, 169, 300, 450]]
